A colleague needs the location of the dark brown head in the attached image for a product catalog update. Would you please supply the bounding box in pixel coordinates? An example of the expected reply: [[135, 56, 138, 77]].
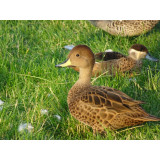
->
[[128, 44, 158, 62], [131, 44, 148, 53], [56, 45, 95, 69]]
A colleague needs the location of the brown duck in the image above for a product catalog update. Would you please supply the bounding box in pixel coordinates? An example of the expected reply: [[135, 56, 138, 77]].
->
[[89, 20, 159, 37], [71, 44, 158, 77], [56, 45, 160, 133]]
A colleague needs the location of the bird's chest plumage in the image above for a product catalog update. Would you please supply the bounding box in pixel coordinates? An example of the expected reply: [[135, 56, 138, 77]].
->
[[67, 84, 85, 110]]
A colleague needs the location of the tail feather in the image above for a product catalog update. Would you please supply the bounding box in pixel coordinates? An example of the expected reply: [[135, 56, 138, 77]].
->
[[147, 115, 160, 121], [137, 115, 160, 122]]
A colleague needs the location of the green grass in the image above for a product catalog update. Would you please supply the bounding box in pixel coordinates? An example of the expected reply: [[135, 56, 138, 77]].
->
[[0, 20, 160, 140]]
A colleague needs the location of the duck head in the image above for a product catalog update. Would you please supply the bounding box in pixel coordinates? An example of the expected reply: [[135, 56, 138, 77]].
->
[[56, 45, 95, 69], [128, 44, 159, 62], [56, 45, 95, 84]]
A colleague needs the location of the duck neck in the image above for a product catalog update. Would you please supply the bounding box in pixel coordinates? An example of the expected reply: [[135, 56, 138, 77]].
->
[[128, 49, 141, 61], [76, 67, 92, 86], [128, 55, 137, 61]]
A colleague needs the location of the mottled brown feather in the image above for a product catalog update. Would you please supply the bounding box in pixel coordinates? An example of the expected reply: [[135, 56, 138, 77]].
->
[[67, 83, 160, 133], [89, 20, 159, 37]]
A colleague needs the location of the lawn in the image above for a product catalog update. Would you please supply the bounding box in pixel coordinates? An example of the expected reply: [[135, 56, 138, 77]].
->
[[0, 20, 160, 140]]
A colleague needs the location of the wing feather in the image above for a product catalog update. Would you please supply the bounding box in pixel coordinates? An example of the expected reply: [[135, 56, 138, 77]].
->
[[80, 86, 143, 114], [95, 51, 125, 61]]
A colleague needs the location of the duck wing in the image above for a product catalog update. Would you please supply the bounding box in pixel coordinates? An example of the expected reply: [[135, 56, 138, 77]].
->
[[80, 86, 144, 114], [98, 86, 139, 100], [73, 86, 160, 131], [79, 86, 160, 127], [95, 51, 126, 61]]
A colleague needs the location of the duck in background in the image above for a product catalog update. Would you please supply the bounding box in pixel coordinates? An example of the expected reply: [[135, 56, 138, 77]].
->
[[89, 20, 159, 37]]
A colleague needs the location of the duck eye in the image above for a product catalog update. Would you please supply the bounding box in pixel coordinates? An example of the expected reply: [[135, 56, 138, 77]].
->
[[76, 54, 80, 57]]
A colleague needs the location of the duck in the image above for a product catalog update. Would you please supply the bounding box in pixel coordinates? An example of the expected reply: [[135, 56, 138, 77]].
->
[[71, 44, 158, 77], [56, 45, 160, 133], [89, 20, 159, 37]]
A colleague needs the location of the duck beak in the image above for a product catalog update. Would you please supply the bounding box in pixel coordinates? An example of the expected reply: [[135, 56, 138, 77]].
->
[[145, 53, 159, 62], [55, 58, 72, 67]]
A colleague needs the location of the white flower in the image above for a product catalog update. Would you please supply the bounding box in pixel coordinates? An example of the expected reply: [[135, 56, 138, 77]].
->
[[105, 49, 113, 52], [54, 115, 61, 121], [40, 109, 48, 115], [18, 123, 34, 132], [64, 45, 75, 50], [0, 99, 4, 111], [0, 106, 3, 111], [0, 99, 4, 106], [47, 94, 51, 97], [129, 78, 137, 82]]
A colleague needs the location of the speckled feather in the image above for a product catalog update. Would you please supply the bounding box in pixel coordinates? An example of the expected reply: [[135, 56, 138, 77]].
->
[[89, 20, 159, 36]]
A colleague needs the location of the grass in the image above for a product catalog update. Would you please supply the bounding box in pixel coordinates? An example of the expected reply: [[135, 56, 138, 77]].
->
[[0, 20, 160, 140]]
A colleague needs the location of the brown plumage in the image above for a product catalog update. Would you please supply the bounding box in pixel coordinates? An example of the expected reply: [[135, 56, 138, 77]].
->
[[89, 20, 159, 37], [71, 44, 158, 77], [56, 45, 160, 133], [95, 51, 125, 60]]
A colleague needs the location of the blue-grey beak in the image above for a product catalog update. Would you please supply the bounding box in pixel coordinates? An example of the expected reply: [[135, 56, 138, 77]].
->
[[146, 53, 159, 62]]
